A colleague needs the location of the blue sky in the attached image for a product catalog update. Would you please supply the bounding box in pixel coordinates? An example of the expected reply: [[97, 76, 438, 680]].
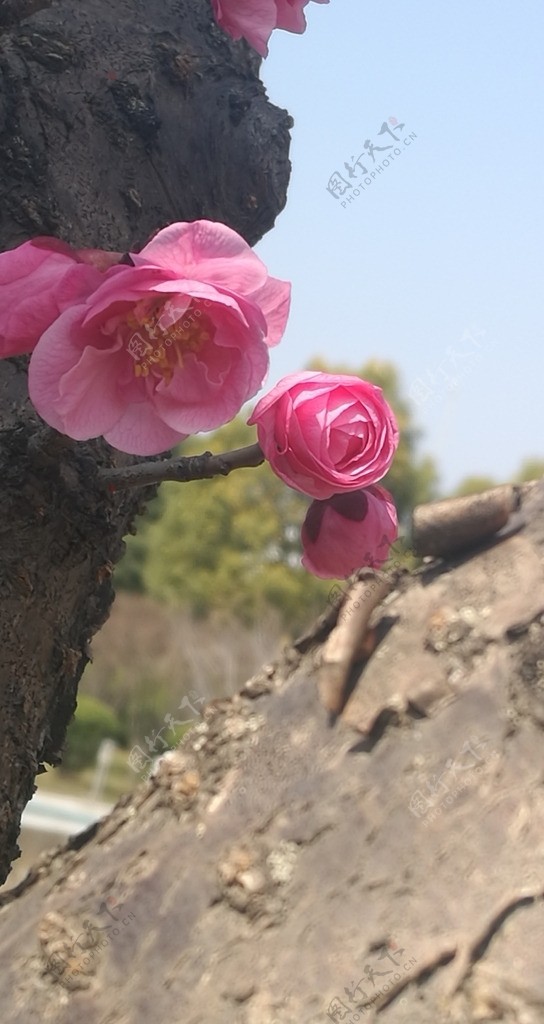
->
[[255, 0, 544, 492]]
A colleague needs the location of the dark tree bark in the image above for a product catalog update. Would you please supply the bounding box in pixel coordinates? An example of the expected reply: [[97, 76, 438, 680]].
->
[[0, 0, 292, 884], [0, 481, 543, 1022], [0, 0, 291, 249]]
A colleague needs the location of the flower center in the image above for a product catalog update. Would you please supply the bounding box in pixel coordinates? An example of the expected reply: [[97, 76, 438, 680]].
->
[[125, 298, 213, 383]]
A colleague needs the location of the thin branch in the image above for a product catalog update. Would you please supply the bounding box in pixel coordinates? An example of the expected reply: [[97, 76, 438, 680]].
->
[[99, 443, 265, 490]]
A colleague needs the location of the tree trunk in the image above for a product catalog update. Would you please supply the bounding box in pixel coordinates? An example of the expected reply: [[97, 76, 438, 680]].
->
[[0, 0, 292, 884], [0, 481, 543, 1022]]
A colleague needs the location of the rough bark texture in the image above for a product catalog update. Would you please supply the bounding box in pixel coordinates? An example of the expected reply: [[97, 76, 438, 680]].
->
[[0, 0, 291, 249], [0, 0, 292, 884], [0, 481, 542, 1023]]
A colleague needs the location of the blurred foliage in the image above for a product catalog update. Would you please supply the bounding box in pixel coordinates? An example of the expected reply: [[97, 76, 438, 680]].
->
[[40, 743, 136, 801], [452, 456, 544, 497], [140, 417, 331, 630], [62, 694, 125, 772], [82, 593, 284, 743], [114, 490, 163, 593], [115, 359, 437, 632], [514, 458, 544, 483]]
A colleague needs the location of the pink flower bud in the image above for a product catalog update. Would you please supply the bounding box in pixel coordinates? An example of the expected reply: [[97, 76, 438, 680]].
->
[[301, 484, 398, 579], [248, 371, 399, 499]]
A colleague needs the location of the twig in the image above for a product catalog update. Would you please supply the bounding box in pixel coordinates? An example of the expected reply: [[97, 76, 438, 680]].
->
[[447, 888, 543, 995], [99, 443, 264, 490]]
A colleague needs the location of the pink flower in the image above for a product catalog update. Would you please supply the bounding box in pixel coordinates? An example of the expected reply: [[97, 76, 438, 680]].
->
[[0, 238, 108, 357], [248, 371, 399, 499], [301, 485, 398, 579], [211, 0, 329, 57], [28, 220, 291, 455]]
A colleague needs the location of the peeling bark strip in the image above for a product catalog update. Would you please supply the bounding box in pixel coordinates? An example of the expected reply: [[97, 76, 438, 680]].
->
[[0, 0, 291, 884], [411, 485, 519, 557], [318, 571, 391, 717]]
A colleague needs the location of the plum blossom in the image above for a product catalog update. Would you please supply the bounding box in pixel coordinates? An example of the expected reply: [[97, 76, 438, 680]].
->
[[0, 220, 290, 455]]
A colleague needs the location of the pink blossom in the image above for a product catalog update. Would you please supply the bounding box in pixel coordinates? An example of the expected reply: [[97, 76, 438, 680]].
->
[[28, 220, 291, 455], [0, 238, 107, 357], [211, 0, 329, 57], [248, 371, 399, 499], [301, 485, 398, 579]]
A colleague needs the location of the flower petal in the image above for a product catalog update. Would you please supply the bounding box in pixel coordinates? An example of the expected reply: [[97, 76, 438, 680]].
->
[[29, 306, 126, 439], [274, 0, 308, 33], [154, 332, 269, 434], [211, 0, 277, 55], [0, 239, 101, 356], [136, 220, 268, 295], [103, 402, 186, 455], [250, 275, 291, 346]]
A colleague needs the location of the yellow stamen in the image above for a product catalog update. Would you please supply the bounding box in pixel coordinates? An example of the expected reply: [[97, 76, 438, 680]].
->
[[126, 300, 212, 383]]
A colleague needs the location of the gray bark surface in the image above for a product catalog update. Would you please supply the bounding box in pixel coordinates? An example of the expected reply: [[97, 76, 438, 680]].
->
[[0, 481, 542, 1023], [0, 0, 291, 884]]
